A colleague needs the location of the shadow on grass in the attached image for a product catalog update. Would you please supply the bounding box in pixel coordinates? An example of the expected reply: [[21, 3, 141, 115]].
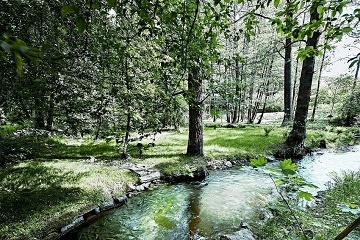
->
[[0, 161, 88, 225], [45, 143, 118, 159], [139, 152, 188, 160]]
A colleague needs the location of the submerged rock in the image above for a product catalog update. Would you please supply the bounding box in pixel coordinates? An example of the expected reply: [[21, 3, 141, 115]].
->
[[265, 155, 277, 162], [219, 229, 256, 240], [160, 167, 209, 183]]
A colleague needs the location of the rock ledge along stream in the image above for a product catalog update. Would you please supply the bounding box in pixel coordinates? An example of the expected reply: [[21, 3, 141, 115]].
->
[[65, 146, 360, 240]]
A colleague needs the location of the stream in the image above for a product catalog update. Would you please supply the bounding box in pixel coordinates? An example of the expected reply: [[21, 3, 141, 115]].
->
[[70, 146, 360, 240]]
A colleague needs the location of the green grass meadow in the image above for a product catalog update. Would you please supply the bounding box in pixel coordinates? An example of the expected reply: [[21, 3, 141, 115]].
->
[[0, 123, 358, 239]]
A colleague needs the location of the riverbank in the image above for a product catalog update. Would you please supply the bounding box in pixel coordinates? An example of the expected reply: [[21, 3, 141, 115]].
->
[[0, 124, 358, 239], [0, 125, 284, 239], [255, 170, 360, 239]]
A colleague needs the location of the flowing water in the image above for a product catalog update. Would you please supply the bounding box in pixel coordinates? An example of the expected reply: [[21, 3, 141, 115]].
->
[[70, 146, 360, 240], [298, 145, 360, 194]]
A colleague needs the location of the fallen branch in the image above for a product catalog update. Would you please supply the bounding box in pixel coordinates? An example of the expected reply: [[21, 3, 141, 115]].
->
[[334, 216, 360, 240]]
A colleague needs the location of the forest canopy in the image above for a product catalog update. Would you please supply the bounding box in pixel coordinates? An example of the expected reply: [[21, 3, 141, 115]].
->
[[0, 0, 359, 157]]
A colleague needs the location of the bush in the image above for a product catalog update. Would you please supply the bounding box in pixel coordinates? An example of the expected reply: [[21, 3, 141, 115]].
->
[[263, 104, 282, 113], [338, 87, 360, 126]]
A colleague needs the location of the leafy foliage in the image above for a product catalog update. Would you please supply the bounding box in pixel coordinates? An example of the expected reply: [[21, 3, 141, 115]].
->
[[250, 156, 268, 167], [279, 159, 298, 175]]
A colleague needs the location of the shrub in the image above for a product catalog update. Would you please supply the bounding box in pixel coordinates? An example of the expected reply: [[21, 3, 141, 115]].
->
[[264, 126, 274, 136], [338, 87, 360, 126]]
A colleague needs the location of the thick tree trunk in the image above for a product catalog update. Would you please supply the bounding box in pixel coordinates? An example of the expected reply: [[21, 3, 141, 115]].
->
[[282, 37, 293, 126], [187, 66, 203, 156], [34, 98, 45, 129], [285, 9, 322, 148]]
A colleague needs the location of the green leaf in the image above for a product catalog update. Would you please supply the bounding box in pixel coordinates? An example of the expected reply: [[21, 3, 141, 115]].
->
[[317, 5, 323, 15], [274, 0, 280, 8], [91, 3, 101, 9], [61, 5, 78, 18], [0, 50, 7, 60], [0, 40, 11, 53], [107, 0, 116, 7], [342, 27, 352, 33], [14, 52, 23, 76], [274, 178, 283, 186], [298, 191, 314, 201], [250, 157, 268, 167], [12, 38, 29, 52], [76, 16, 86, 34], [279, 159, 297, 175]]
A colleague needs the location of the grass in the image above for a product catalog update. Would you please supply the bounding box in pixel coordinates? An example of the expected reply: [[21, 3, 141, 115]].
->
[[204, 126, 285, 159], [0, 159, 136, 239], [139, 125, 285, 164], [0, 122, 357, 239], [0, 135, 137, 239], [256, 171, 360, 240]]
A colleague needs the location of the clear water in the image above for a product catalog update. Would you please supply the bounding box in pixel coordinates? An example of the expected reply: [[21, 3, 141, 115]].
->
[[298, 145, 360, 194], [72, 167, 274, 240], [71, 146, 360, 240]]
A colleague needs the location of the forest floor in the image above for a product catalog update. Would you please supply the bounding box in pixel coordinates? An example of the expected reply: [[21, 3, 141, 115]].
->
[[0, 122, 359, 239]]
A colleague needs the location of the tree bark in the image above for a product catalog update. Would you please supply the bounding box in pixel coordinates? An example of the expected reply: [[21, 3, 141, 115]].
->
[[46, 92, 55, 131], [187, 66, 203, 156], [285, 8, 322, 148], [282, 37, 293, 126], [311, 37, 328, 121], [257, 78, 271, 124], [34, 98, 45, 129], [232, 56, 241, 123], [122, 109, 131, 159]]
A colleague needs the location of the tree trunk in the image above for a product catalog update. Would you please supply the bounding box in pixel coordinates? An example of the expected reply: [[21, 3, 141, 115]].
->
[[257, 78, 271, 124], [34, 98, 45, 129], [282, 37, 293, 126], [232, 56, 240, 123], [187, 66, 203, 156], [46, 92, 55, 131], [311, 37, 328, 121], [292, 12, 306, 113], [285, 8, 322, 148], [247, 81, 254, 124], [94, 116, 102, 141], [122, 55, 132, 159], [122, 109, 131, 159]]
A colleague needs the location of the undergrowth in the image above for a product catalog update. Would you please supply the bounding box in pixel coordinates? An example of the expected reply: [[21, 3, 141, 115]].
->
[[256, 171, 360, 240]]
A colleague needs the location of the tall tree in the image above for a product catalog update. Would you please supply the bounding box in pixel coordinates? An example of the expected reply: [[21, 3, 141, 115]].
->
[[285, 0, 323, 148]]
